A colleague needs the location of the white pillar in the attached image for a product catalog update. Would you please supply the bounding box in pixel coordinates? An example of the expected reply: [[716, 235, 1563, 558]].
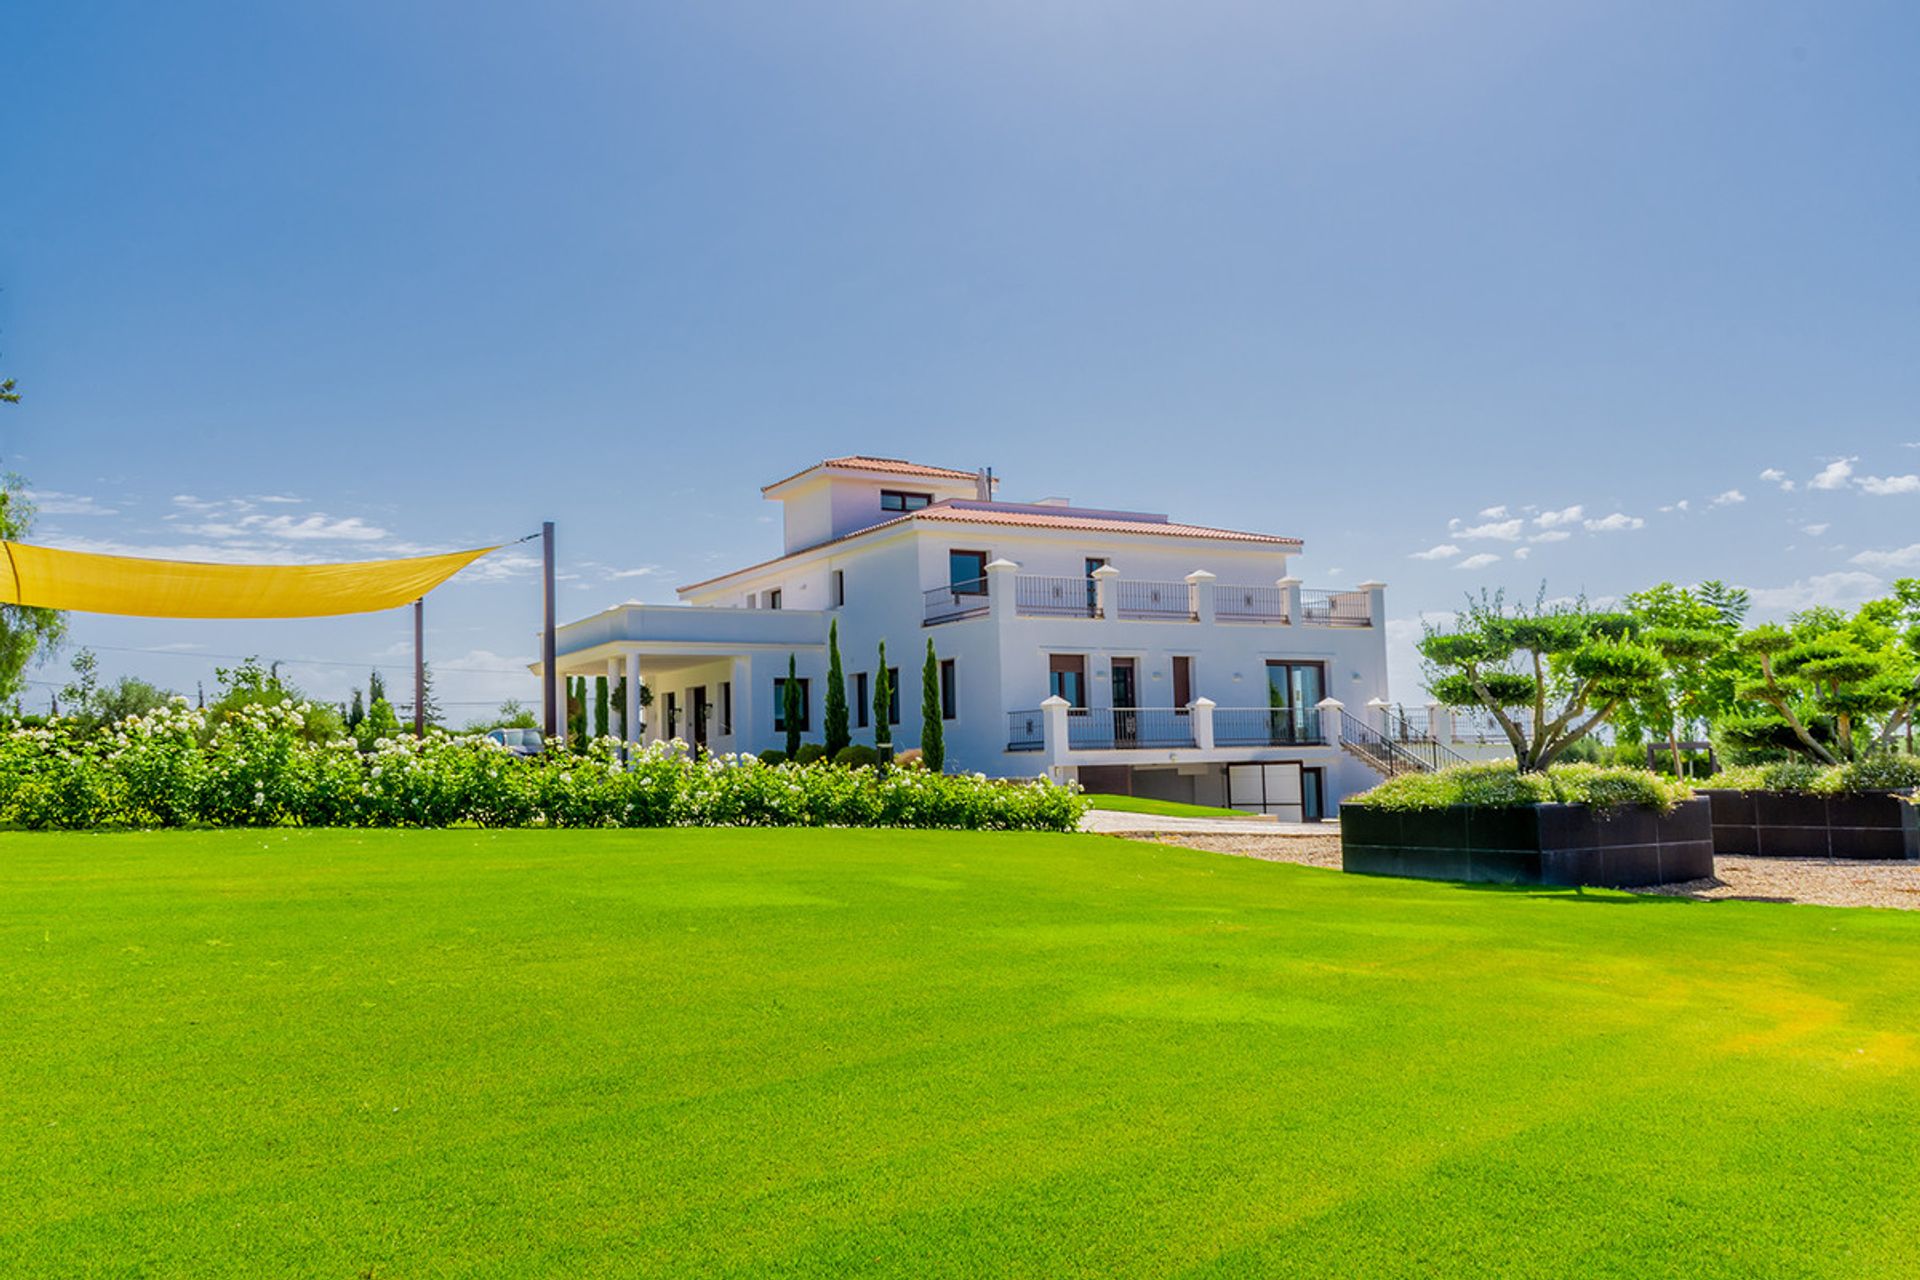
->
[[1041, 694, 1073, 777], [1357, 580, 1388, 628], [624, 651, 642, 754], [1190, 696, 1216, 752], [1316, 696, 1345, 746], [1185, 569, 1215, 624], [1366, 696, 1392, 735], [556, 669, 570, 750], [986, 558, 1019, 623], [1091, 564, 1120, 621], [730, 656, 753, 756], [1427, 701, 1452, 744], [1277, 576, 1302, 626]]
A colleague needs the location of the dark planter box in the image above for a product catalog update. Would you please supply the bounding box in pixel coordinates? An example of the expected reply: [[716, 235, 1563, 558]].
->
[[1698, 789, 1918, 861], [1339, 798, 1713, 888]]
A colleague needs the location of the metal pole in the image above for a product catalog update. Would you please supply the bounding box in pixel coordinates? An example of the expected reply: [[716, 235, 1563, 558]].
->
[[541, 520, 558, 739], [413, 597, 426, 736]]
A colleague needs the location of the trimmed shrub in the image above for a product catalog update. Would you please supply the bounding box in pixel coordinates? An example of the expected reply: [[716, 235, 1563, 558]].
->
[[757, 749, 789, 766], [1710, 756, 1920, 795], [794, 743, 828, 765], [1352, 762, 1691, 814], [833, 744, 877, 769], [0, 704, 1088, 833]]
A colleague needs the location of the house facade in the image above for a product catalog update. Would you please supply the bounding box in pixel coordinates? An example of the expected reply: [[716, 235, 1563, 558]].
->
[[537, 455, 1404, 820]]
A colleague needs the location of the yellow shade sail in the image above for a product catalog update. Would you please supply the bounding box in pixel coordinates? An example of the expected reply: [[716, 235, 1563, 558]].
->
[[0, 541, 500, 618]]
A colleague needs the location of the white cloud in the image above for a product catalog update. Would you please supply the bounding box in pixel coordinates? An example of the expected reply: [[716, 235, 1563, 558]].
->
[[1858, 473, 1920, 496], [1409, 544, 1461, 561], [1759, 468, 1795, 492], [1850, 544, 1920, 571], [1658, 499, 1691, 513], [1809, 457, 1856, 490], [1528, 530, 1572, 544], [24, 489, 118, 516], [1455, 553, 1501, 570], [1452, 518, 1523, 541], [1583, 512, 1645, 533], [1744, 571, 1884, 612], [1533, 504, 1583, 529], [458, 552, 542, 583], [1513, 546, 1531, 560], [1708, 489, 1745, 507], [1802, 522, 1830, 536], [607, 565, 665, 579], [1477, 504, 1509, 518]]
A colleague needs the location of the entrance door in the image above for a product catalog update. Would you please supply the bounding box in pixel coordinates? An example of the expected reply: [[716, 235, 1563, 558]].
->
[[1265, 661, 1326, 743], [1301, 767, 1325, 822], [1110, 658, 1138, 746], [690, 686, 709, 751]]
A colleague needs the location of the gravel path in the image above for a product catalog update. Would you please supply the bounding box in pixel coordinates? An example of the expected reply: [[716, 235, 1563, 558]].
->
[[1111, 825, 1920, 911]]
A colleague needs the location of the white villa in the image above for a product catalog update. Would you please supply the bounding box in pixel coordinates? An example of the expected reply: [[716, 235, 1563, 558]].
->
[[538, 455, 1422, 820]]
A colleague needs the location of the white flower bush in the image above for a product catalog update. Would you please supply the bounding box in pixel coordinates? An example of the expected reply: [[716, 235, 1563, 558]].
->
[[0, 706, 1086, 832]]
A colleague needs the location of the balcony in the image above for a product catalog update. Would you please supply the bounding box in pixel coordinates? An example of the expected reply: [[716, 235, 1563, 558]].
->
[[1006, 702, 1328, 753], [927, 569, 1380, 628], [923, 577, 990, 626]]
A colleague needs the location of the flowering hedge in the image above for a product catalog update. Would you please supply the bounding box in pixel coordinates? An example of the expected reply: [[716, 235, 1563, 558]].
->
[[0, 699, 1087, 832]]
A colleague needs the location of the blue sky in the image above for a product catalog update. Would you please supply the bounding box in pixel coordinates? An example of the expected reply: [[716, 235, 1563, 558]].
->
[[4, 1, 1917, 715]]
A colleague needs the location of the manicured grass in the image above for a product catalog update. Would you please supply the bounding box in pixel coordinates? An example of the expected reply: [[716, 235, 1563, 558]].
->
[[1083, 793, 1249, 819], [2, 830, 1917, 1278]]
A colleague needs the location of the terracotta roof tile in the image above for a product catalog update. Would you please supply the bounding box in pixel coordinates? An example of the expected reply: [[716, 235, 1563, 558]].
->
[[909, 504, 1301, 545], [762, 455, 983, 492]]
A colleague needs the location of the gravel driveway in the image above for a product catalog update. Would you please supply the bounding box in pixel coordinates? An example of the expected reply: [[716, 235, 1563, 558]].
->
[[1098, 819, 1920, 911]]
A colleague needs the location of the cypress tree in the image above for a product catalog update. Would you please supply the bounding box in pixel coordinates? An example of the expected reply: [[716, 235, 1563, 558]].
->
[[873, 642, 892, 749], [921, 638, 944, 772], [593, 675, 609, 739], [368, 669, 387, 705], [347, 688, 365, 730], [783, 654, 802, 758], [823, 621, 850, 756]]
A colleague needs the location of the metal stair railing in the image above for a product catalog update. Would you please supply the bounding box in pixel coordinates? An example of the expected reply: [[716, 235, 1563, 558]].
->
[[1340, 710, 1468, 776]]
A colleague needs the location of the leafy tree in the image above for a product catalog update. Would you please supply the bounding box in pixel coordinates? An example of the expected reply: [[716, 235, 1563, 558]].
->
[[209, 657, 346, 742], [0, 478, 66, 704], [1421, 590, 1662, 773], [58, 648, 173, 727], [823, 621, 850, 756], [347, 687, 366, 730], [1730, 602, 1916, 764], [368, 669, 387, 706], [0, 377, 17, 404], [1620, 581, 1748, 774], [358, 696, 402, 748], [783, 654, 802, 758], [873, 642, 892, 750], [415, 663, 442, 733], [568, 677, 588, 745], [920, 639, 944, 772]]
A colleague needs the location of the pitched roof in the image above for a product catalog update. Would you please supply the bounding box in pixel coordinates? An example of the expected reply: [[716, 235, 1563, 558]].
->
[[761, 455, 983, 493], [677, 500, 1298, 592]]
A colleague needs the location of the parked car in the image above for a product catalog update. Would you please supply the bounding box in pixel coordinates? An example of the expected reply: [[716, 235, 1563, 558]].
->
[[483, 727, 544, 757]]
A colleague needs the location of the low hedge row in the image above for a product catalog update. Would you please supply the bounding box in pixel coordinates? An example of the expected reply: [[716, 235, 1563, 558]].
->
[[1705, 757, 1920, 795], [1350, 762, 1694, 814], [0, 700, 1086, 832]]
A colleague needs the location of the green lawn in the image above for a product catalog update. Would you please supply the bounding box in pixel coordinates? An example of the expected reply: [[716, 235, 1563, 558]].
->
[[3, 830, 1916, 1278], [1083, 793, 1249, 818]]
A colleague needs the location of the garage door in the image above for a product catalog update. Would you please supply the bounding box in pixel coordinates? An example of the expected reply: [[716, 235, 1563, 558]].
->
[[1226, 762, 1318, 821]]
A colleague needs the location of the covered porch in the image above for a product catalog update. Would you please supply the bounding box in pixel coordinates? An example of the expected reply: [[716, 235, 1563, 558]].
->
[[532, 603, 829, 753]]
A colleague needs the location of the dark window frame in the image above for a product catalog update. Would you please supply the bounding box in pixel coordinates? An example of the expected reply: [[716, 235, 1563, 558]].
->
[[886, 667, 901, 725], [948, 549, 989, 595], [773, 677, 811, 732], [853, 671, 869, 729], [939, 658, 957, 720], [881, 489, 934, 513]]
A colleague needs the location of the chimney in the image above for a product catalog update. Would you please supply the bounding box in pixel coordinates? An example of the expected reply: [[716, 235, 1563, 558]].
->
[[976, 467, 993, 501]]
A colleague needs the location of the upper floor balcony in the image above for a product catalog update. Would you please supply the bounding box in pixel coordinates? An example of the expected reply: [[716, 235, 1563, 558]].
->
[[923, 563, 1380, 629]]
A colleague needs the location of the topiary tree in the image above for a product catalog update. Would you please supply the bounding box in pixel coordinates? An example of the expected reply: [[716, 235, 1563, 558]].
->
[[783, 653, 802, 759], [1620, 581, 1748, 775], [873, 642, 892, 751], [1421, 590, 1662, 773], [920, 638, 944, 773], [824, 620, 850, 756], [593, 675, 609, 739], [1730, 604, 1916, 764]]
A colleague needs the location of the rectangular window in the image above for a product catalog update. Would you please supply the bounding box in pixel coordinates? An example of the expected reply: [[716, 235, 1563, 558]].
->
[[719, 681, 733, 736], [881, 489, 933, 512], [1172, 656, 1192, 710], [1048, 654, 1088, 708], [887, 667, 901, 725], [832, 569, 845, 607], [949, 549, 988, 595], [766, 589, 782, 610], [773, 677, 811, 732], [853, 672, 869, 729], [940, 658, 957, 720]]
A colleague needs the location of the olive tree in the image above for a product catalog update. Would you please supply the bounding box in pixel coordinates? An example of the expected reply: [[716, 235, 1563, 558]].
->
[[1731, 602, 1916, 764], [1620, 580, 1748, 774], [1421, 592, 1662, 773]]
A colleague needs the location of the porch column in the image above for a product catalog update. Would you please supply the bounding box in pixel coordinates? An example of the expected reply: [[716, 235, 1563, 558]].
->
[[1277, 576, 1302, 626], [1040, 694, 1073, 778], [1366, 696, 1392, 735], [1316, 697, 1345, 746], [1427, 701, 1453, 744], [1091, 564, 1120, 622], [731, 656, 753, 757], [1190, 696, 1216, 752], [1185, 569, 1215, 624], [986, 558, 1019, 623], [1357, 580, 1388, 628], [556, 668, 570, 750], [624, 651, 642, 755]]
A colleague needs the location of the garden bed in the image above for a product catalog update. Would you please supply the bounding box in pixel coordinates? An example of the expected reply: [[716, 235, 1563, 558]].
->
[[1340, 798, 1714, 887], [1697, 788, 1918, 860]]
